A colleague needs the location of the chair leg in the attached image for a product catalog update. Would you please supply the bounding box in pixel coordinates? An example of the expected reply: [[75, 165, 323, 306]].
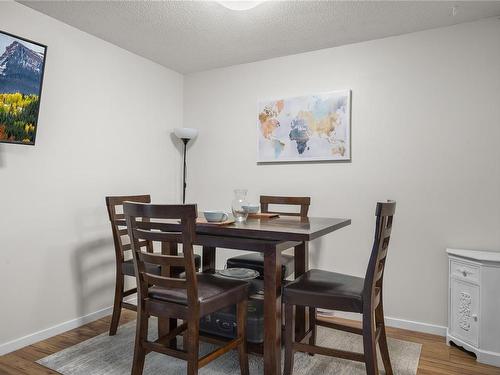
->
[[362, 309, 379, 375], [131, 309, 148, 375], [109, 271, 124, 336], [236, 300, 249, 375], [308, 307, 317, 355], [283, 303, 295, 375], [375, 302, 393, 375], [186, 317, 200, 375]]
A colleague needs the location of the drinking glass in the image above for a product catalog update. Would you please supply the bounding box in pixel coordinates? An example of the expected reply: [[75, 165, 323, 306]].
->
[[231, 189, 249, 222]]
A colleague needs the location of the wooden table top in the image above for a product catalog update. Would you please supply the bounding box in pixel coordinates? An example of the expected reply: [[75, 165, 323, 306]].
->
[[196, 216, 351, 242]]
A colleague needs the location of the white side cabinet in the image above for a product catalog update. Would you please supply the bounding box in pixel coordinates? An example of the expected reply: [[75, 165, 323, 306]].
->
[[447, 248, 500, 367]]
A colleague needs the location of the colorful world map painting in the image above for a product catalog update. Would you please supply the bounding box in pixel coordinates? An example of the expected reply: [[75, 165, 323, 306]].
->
[[257, 90, 351, 162]]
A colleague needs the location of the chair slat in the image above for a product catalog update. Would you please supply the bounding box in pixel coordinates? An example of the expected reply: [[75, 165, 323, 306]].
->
[[124, 202, 197, 220], [293, 342, 365, 362], [376, 200, 396, 216], [260, 195, 310, 218], [142, 341, 188, 360], [375, 262, 384, 282], [135, 221, 183, 232], [316, 320, 363, 336], [139, 251, 185, 268], [122, 302, 137, 312], [143, 273, 187, 289], [198, 338, 242, 368], [114, 219, 127, 227], [260, 195, 311, 206], [383, 226, 392, 239], [122, 240, 148, 251], [373, 288, 381, 308], [133, 228, 183, 243], [106, 194, 151, 208], [379, 246, 388, 260]]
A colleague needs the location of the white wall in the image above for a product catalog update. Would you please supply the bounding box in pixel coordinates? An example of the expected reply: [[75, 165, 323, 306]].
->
[[1, 4, 499, 354], [184, 18, 500, 330], [0, 1, 183, 351]]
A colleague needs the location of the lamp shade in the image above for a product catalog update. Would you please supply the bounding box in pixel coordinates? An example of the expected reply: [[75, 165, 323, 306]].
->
[[174, 127, 198, 140], [218, 1, 263, 11]]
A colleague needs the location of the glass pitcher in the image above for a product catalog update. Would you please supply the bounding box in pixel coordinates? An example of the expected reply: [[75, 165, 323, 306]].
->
[[231, 189, 249, 222]]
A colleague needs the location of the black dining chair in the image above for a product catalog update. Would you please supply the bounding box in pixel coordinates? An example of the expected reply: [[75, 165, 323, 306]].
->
[[282, 201, 396, 375], [105, 195, 201, 335], [124, 202, 249, 375], [226, 195, 311, 280]]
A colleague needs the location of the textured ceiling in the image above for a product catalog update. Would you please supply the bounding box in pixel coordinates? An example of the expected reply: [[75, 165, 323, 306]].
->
[[20, 1, 500, 74]]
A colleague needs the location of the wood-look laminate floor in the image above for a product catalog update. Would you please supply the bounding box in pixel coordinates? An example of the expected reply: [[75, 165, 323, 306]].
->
[[0, 311, 499, 374]]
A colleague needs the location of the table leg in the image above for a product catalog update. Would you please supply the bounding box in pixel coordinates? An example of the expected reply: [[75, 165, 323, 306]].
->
[[202, 246, 216, 274], [160, 242, 179, 348], [264, 249, 282, 375], [294, 241, 309, 341]]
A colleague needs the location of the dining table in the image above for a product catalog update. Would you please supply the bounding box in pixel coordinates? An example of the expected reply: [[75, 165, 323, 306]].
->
[[159, 215, 351, 375]]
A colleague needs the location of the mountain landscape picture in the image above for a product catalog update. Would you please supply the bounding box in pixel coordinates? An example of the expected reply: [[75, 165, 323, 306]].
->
[[0, 30, 47, 145]]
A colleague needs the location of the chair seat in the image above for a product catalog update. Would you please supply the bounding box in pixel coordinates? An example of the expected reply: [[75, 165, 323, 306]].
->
[[283, 269, 365, 313], [122, 253, 201, 277], [226, 252, 294, 280], [149, 273, 249, 316]]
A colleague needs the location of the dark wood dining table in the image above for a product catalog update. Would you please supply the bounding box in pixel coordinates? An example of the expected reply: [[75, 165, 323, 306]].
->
[[160, 215, 351, 375]]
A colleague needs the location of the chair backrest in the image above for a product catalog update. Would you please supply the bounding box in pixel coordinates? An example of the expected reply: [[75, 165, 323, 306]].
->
[[363, 201, 396, 307], [105, 195, 152, 264], [123, 202, 198, 306], [260, 195, 311, 218]]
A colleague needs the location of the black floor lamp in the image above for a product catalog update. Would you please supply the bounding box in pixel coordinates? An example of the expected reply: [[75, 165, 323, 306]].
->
[[174, 127, 198, 204]]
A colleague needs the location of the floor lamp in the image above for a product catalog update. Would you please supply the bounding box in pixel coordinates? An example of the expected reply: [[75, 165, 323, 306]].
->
[[173, 127, 198, 204]]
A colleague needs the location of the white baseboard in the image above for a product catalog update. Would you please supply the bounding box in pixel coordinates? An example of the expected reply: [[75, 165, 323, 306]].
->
[[1, 300, 445, 357], [0, 304, 114, 356], [0, 296, 138, 356], [318, 310, 447, 336]]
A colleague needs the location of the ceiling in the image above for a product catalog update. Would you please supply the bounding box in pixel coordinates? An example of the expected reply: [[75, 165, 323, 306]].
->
[[20, 1, 500, 74]]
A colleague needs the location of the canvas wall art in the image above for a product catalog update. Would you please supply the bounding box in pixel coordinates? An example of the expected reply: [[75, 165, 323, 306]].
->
[[0, 30, 47, 145], [257, 90, 351, 162]]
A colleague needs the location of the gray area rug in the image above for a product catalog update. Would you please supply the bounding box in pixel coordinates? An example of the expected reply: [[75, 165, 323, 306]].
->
[[37, 320, 421, 374]]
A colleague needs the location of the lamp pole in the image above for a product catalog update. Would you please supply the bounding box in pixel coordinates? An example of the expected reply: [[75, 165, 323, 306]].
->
[[173, 128, 198, 204], [181, 138, 188, 204]]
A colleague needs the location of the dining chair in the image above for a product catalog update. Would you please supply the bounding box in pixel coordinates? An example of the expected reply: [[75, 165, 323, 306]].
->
[[105, 194, 201, 336], [226, 195, 311, 280], [282, 201, 396, 375], [124, 202, 250, 375]]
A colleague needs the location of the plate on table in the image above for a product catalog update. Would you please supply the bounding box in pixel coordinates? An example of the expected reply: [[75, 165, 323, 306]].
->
[[217, 268, 259, 280]]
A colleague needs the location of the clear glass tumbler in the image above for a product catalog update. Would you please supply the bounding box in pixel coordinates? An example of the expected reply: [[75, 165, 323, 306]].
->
[[231, 189, 249, 222]]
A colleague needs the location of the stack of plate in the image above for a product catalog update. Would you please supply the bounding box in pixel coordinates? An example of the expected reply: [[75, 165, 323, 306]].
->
[[216, 268, 259, 280]]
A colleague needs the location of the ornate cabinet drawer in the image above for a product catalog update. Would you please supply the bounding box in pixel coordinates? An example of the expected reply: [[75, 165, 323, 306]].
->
[[450, 259, 480, 284], [450, 278, 479, 347], [447, 248, 500, 367]]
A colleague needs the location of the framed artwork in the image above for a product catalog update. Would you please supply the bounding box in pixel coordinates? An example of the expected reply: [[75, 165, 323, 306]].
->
[[257, 89, 351, 163], [0, 30, 47, 145]]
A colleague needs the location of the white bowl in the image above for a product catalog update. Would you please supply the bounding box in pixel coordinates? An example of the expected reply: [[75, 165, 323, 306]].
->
[[242, 204, 260, 214]]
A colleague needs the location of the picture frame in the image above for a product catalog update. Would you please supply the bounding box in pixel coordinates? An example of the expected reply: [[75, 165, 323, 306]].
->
[[257, 89, 351, 163], [0, 29, 48, 145]]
